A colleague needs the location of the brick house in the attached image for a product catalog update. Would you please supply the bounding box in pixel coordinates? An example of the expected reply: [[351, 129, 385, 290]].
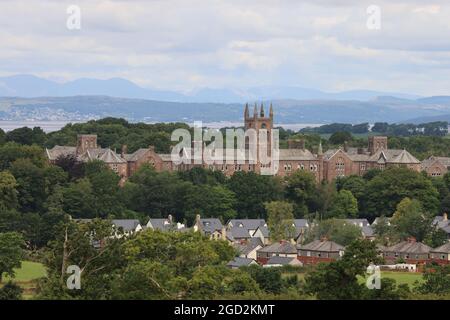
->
[[256, 240, 298, 265], [382, 238, 432, 265], [430, 242, 450, 265], [297, 239, 345, 265]]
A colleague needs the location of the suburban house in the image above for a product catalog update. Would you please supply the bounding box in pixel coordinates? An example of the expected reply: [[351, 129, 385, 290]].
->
[[430, 242, 450, 264], [256, 240, 297, 265], [252, 225, 270, 245], [264, 256, 303, 268], [227, 219, 267, 235], [432, 213, 450, 239], [233, 238, 264, 260], [291, 219, 310, 243], [146, 215, 186, 232], [112, 219, 142, 236], [382, 238, 432, 265], [297, 239, 345, 264], [344, 219, 375, 240], [226, 257, 258, 269], [193, 216, 226, 240]]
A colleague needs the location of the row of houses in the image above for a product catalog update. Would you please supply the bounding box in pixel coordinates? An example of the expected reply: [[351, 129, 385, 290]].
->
[[89, 213, 450, 270], [229, 237, 450, 270]]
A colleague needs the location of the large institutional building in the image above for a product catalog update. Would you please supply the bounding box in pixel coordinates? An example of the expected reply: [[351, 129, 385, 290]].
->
[[46, 105, 449, 182]]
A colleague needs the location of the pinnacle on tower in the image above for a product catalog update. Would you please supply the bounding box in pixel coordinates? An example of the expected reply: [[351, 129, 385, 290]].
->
[[244, 103, 249, 119], [318, 141, 323, 156], [253, 103, 258, 118], [269, 103, 273, 118], [260, 103, 265, 117]]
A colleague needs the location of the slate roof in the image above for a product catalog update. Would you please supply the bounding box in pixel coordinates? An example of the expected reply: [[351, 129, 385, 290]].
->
[[432, 216, 450, 234], [228, 219, 266, 230], [253, 225, 269, 237], [278, 149, 317, 161], [430, 242, 450, 254], [199, 218, 223, 234], [112, 219, 140, 232], [46, 146, 77, 161], [297, 240, 344, 252], [226, 257, 256, 268], [368, 149, 420, 164], [228, 226, 253, 239], [265, 256, 298, 266], [258, 241, 297, 254], [384, 241, 432, 254], [98, 148, 127, 163], [234, 238, 263, 256]]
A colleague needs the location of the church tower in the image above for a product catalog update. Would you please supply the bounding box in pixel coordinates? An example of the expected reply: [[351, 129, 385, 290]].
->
[[244, 102, 274, 165]]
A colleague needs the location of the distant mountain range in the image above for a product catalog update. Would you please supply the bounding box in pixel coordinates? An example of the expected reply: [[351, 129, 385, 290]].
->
[[1, 74, 450, 124], [1, 95, 450, 124], [0, 74, 422, 103]]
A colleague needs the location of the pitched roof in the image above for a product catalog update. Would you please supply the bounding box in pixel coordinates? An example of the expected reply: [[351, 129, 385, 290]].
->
[[228, 219, 266, 230], [46, 146, 77, 161], [368, 149, 420, 164], [298, 240, 344, 252], [199, 218, 223, 234], [278, 149, 317, 161], [431, 242, 450, 254], [226, 257, 256, 268], [265, 256, 299, 266], [253, 225, 269, 237], [98, 148, 127, 163], [234, 238, 263, 256], [384, 241, 432, 254], [228, 226, 253, 239], [258, 241, 297, 254], [112, 219, 140, 232], [345, 219, 370, 227]]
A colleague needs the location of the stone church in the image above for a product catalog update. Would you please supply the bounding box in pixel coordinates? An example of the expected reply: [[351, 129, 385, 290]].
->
[[46, 105, 437, 182]]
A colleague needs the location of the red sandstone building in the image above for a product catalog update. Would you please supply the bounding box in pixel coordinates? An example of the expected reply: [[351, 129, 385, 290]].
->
[[46, 105, 432, 182]]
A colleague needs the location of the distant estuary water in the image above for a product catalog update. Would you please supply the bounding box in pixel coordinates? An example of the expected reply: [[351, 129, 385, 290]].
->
[[0, 120, 322, 133]]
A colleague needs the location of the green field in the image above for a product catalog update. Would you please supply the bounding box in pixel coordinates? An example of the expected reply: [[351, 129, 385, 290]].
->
[[3, 261, 47, 282], [1, 261, 47, 299], [286, 271, 423, 289]]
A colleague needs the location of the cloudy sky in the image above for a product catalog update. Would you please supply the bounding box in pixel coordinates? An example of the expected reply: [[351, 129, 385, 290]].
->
[[1, 0, 450, 95]]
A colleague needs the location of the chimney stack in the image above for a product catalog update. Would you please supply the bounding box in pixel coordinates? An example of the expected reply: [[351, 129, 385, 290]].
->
[[121, 144, 128, 157]]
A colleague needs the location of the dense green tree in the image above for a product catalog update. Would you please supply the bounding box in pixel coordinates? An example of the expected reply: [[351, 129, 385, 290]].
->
[[9, 158, 47, 212], [391, 198, 433, 242], [363, 168, 440, 219], [265, 201, 295, 241], [122, 165, 192, 221], [0, 281, 23, 300], [0, 232, 25, 283], [245, 265, 283, 294], [329, 131, 352, 145], [0, 171, 19, 210], [416, 264, 450, 295], [303, 240, 383, 300], [284, 170, 318, 217], [184, 185, 237, 224], [304, 218, 362, 246], [327, 190, 358, 218], [227, 172, 283, 219]]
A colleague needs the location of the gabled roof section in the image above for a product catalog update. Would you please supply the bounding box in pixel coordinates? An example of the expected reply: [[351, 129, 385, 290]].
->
[[99, 148, 127, 163], [390, 149, 420, 164], [279, 149, 317, 161], [258, 241, 297, 254], [384, 241, 432, 254], [46, 146, 77, 161], [298, 240, 344, 252]]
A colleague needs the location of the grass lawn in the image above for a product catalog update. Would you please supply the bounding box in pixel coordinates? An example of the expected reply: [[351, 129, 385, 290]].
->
[[1, 261, 47, 299], [3, 261, 47, 282], [379, 271, 423, 287], [285, 270, 423, 289]]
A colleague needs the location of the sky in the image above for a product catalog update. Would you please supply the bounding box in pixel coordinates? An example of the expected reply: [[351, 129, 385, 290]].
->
[[1, 0, 450, 95]]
